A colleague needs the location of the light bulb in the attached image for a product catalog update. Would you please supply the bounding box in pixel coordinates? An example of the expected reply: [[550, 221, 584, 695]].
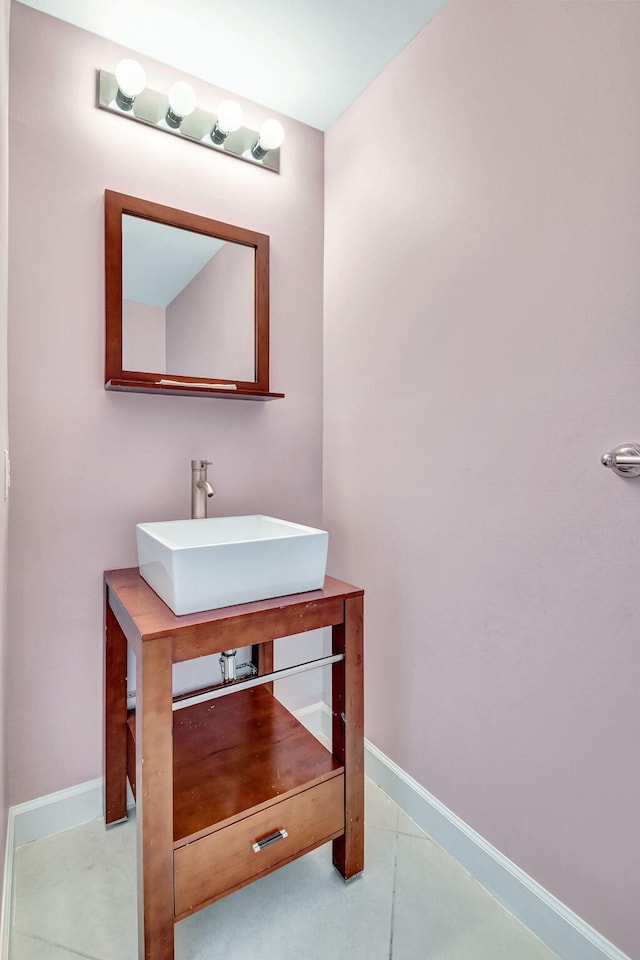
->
[[258, 119, 285, 151], [217, 100, 243, 134], [251, 118, 285, 159], [166, 81, 196, 128], [211, 100, 244, 144], [114, 59, 145, 111]]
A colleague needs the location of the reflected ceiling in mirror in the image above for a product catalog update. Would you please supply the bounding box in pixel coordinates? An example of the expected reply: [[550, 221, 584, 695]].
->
[[105, 191, 283, 400]]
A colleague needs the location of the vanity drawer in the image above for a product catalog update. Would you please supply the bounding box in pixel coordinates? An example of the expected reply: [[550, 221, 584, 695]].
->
[[174, 774, 344, 916]]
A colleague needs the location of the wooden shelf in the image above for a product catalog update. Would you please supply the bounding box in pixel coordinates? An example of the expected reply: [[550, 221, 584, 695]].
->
[[106, 379, 285, 400], [126, 685, 343, 847]]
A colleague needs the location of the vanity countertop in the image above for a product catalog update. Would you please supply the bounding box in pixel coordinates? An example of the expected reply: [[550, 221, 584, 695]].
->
[[105, 567, 363, 659]]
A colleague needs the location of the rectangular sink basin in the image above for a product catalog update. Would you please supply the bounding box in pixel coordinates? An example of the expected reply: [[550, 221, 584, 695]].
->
[[136, 515, 329, 615]]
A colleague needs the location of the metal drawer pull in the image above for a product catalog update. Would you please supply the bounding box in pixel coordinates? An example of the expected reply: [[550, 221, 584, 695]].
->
[[252, 829, 288, 853]]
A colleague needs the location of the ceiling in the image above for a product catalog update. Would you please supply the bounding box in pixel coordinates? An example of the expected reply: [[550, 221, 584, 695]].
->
[[16, 0, 447, 130]]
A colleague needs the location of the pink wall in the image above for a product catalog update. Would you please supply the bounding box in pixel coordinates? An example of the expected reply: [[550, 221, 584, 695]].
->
[[167, 241, 254, 382], [7, 5, 324, 804], [324, 1, 640, 955], [122, 301, 166, 373], [8, 2, 640, 953]]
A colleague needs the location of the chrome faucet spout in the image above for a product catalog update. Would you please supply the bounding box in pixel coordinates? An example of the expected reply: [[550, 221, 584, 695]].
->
[[191, 459, 214, 519]]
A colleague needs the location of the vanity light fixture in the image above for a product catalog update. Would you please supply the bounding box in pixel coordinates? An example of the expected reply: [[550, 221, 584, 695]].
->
[[166, 81, 197, 129], [98, 65, 283, 173], [211, 100, 244, 145], [114, 58, 146, 111], [251, 119, 285, 160]]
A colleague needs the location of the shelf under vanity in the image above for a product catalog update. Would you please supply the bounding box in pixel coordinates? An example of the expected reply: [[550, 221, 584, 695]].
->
[[127, 686, 344, 917]]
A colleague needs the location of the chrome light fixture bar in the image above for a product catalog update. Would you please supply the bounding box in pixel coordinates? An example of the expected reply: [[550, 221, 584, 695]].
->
[[97, 66, 283, 173]]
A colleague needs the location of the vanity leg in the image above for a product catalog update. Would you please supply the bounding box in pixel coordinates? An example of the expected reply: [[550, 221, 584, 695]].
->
[[332, 594, 364, 879], [136, 636, 175, 960], [104, 595, 128, 825]]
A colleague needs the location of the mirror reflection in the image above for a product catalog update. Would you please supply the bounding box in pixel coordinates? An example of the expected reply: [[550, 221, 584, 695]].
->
[[122, 215, 256, 383]]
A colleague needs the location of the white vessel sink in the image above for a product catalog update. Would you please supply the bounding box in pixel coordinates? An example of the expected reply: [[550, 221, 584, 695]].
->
[[136, 515, 329, 615]]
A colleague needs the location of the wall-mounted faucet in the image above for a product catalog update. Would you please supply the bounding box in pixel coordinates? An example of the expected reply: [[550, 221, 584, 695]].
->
[[191, 459, 215, 519]]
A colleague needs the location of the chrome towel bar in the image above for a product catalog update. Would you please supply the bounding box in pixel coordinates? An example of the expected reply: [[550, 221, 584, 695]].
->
[[601, 442, 640, 478]]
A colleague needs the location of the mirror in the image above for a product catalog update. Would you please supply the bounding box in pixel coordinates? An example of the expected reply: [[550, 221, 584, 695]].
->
[[105, 191, 282, 399], [122, 216, 256, 383]]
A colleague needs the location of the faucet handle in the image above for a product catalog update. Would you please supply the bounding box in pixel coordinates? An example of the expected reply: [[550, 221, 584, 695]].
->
[[191, 459, 212, 469]]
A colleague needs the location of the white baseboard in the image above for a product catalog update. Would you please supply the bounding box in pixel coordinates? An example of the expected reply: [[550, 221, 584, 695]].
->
[[293, 701, 332, 747], [0, 703, 630, 960], [305, 702, 628, 960], [10, 778, 104, 849], [366, 736, 628, 960], [0, 802, 14, 960], [1, 778, 106, 960]]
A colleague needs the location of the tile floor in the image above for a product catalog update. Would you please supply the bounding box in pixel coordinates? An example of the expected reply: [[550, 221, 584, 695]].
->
[[10, 779, 560, 960]]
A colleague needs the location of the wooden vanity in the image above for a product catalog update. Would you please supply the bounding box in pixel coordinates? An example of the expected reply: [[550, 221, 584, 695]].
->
[[104, 569, 364, 960]]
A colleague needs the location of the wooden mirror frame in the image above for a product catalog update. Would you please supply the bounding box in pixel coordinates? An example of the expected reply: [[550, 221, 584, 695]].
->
[[104, 190, 283, 400]]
